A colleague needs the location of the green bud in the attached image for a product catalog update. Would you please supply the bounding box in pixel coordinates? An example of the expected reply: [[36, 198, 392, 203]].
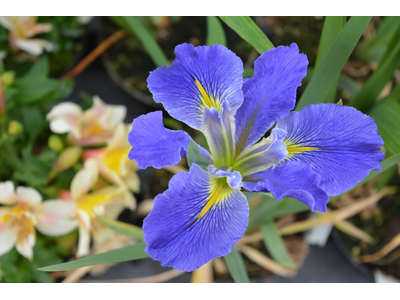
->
[[7, 120, 23, 136], [48, 134, 64, 153], [1, 71, 15, 88], [48, 146, 82, 180]]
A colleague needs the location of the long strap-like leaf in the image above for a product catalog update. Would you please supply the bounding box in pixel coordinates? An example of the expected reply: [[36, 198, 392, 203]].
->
[[296, 16, 372, 110], [219, 16, 274, 53]]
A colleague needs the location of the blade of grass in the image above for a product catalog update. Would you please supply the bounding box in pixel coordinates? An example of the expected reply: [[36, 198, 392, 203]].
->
[[390, 83, 400, 102], [368, 96, 400, 155], [223, 246, 250, 283], [219, 16, 274, 53], [206, 16, 227, 47], [96, 215, 144, 240], [260, 220, 296, 268], [296, 16, 372, 110], [349, 28, 400, 112], [108, 16, 169, 68], [38, 241, 148, 272], [314, 16, 346, 103], [356, 16, 400, 62]]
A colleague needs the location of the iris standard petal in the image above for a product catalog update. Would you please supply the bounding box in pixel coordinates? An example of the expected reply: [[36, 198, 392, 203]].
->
[[235, 43, 308, 153], [128, 110, 212, 169], [143, 164, 249, 272], [232, 128, 288, 177], [276, 103, 385, 196], [147, 43, 244, 130], [202, 102, 236, 166], [243, 161, 329, 212]]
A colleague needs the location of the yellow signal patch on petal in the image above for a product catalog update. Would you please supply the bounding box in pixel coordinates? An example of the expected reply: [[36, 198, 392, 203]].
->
[[195, 80, 221, 113], [197, 177, 233, 219], [285, 141, 318, 157]]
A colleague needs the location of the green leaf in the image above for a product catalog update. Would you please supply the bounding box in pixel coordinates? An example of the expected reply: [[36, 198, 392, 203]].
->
[[368, 96, 400, 155], [243, 191, 258, 203], [109, 16, 169, 68], [336, 99, 343, 106], [243, 68, 254, 78], [20, 105, 45, 141], [224, 247, 250, 283], [338, 73, 361, 97], [349, 26, 400, 112], [206, 16, 227, 47], [187, 141, 209, 171], [14, 77, 61, 104], [390, 83, 400, 102], [38, 241, 149, 272], [25, 56, 49, 79], [315, 17, 347, 70], [356, 16, 400, 63], [247, 195, 309, 231], [97, 215, 144, 240], [260, 220, 296, 268], [314, 16, 346, 103], [219, 16, 274, 54], [296, 16, 372, 110], [355, 152, 400, 188]]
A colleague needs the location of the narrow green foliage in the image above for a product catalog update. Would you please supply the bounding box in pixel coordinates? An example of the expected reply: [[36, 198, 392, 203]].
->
[[368, 96, 400, 155], [187, 141, 209, 171], [219, 16, 274, 54], [25, 56, 49, 79], [38, 241, 148, 272], [260, 220, 296, 268], [109, 16, 170, 68], [350, 26, 400, 112], [247, 195, 308, 231], [296, 16, 372, 110], [356, 152, 400, 187], [390, 83, 400, 102], [206, 16, 227, 47], [356, 16, 400, 62], [97, 215, 145, 240], [314, 17, 346, 103], [224, 247, 250, 283]]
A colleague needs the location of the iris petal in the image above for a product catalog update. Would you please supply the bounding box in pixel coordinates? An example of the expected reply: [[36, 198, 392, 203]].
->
[[202, 102, 236, 166], [147, 43, 244, 130], [276, 103, 385, 196], [235, 43, 308, 153], [232, 128, 288, 177], [243, 161, 329, 212], [143, 164, 249, 272], [128, 111, 202, 169]]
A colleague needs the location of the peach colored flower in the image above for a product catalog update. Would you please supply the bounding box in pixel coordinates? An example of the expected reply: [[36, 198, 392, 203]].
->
[[0, 16, 53, 56], [46, 96, 126, 147]]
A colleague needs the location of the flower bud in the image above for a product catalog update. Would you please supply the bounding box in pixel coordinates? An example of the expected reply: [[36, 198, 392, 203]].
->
[[7, 120, 23, 136], [48, 134, 64, 153], [1, 71, 15, 88], [48, 146, 82, 180]]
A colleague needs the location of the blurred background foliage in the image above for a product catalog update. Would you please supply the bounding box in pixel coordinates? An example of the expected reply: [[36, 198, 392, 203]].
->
[[0, 16, 400, 283]]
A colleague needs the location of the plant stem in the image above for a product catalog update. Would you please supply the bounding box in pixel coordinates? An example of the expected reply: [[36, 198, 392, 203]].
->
[[62, 30, 127, 80]]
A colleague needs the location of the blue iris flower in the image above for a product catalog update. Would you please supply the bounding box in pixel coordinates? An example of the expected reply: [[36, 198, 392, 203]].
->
[[128, 43, 384, 272]]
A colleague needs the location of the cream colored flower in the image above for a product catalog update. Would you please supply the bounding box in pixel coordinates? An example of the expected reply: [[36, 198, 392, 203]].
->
[[0, 16, 53, 56], [0, 181, 77, 260], [46, 96, 127, 147], [82, 123, 140, 193], [62, 159, 133, 257]]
